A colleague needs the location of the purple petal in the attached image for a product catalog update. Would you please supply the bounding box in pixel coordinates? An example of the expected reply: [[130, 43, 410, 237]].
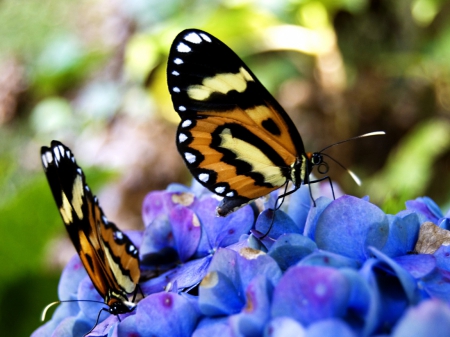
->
[[142, 190, 197, 227], [303, 197, 333, 240], [314, 196, 389, 262], [391, 299, 450, 337], [381, 212, 420, 257], [268, 233, 317, 271], [272, 265, 350, 325], [306, 319, 357, 337], [405, 197, 443, 224], [170, 205, 201, 262], [394, 254, 436, 278], [265, 317, 306, 337], [116, 314, 142, 337], [135, 292, 200, 336], [58, 255, 88, 301], [193, 317, 232, 337]]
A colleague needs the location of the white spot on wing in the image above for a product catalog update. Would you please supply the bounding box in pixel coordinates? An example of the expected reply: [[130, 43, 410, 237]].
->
[[179, 106, 186, 112], [178, 133, 188, 143], [173, 87, 180, 93], [181, 120, 192, 128], [58, 145, 65, 157], [198, 173, 209, 183], [174, 58, 183, 65], [185, 152, 196, 164], [226, 191, 235, 197], [44, 151, 53, 165], [77, 168, 82, 175], [184, 32, 202, 44], [116, 231, 124, 240], [215, 186, 225, 194], [41, 154, 48, 168], [177, 42, 191, 53], [54, 148, 61, 162], [200, 33, 212, 42], [172, 71, 180, 76]]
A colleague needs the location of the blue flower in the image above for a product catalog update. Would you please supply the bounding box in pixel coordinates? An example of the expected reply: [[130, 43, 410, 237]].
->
[[33, 182, 450, 337]]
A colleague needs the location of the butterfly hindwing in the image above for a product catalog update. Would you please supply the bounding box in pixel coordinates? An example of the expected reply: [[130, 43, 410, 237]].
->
[[41, 141, 140, 312], [167, 29, 307, 215]]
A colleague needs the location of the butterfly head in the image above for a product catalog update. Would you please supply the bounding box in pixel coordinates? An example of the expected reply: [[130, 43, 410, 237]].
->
[[107, 297, 137, 315]]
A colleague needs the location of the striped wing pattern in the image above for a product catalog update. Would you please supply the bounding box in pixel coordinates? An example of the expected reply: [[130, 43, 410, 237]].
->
[[41, 141, 140, 313], [167, 29, 307, 215]]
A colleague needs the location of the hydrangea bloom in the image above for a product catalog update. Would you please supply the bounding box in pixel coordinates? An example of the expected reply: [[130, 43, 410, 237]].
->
[[33, 182, 450, 337]]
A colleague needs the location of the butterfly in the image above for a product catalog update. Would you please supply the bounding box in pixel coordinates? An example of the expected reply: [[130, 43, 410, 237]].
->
[[167, 29, 382, 216], [41, 141, 140, 327]]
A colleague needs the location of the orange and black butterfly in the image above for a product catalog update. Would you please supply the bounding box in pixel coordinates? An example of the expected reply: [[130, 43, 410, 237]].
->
[[167, 29, 384, 216], [41, 141, 140, 319]]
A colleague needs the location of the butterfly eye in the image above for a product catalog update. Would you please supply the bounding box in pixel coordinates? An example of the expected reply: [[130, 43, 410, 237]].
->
[[311, 153, 323, 166]]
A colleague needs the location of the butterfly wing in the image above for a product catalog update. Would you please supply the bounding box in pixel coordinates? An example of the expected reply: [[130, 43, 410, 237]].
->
[[167, 29, 307, 215], [41, 141, 140, 309]]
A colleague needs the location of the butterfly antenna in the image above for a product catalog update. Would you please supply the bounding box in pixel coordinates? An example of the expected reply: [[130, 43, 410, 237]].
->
[[41, 299, 107, 321], [320, 153, 361, 186], [318, 131, 385, 153]]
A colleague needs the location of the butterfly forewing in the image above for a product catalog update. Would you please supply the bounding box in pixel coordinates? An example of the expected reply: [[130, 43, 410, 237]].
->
[[41, 141, 140, 311], [167, 29, 307, 215]]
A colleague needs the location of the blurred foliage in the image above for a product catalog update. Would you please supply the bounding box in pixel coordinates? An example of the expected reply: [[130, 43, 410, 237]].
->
[[1, 0, 450, 335]]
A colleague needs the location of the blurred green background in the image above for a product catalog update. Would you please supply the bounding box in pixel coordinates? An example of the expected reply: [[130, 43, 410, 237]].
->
[[1, 0, 450, 335]]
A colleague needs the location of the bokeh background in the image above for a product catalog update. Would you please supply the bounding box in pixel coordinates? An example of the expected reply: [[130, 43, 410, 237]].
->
[[1, 0, 450, 335]]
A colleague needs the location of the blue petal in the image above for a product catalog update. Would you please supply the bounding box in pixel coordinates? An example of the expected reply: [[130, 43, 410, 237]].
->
[[268, 233, 317, 271], [199, 270, 244, 315], [50, 315, 93, 337], [193, 197, 254, 255], [77, 276, 108, 323], [170, 205, 201, 262], [314, 196, 389, 262], [116, 314, 142, 337], [139, 216, 175, 261], [299, 251, 360, 269], [306, 319, 357, 337], [255, 209, 301, 239], [391, 299, 450, 337], [381, 212, 420, 257], [264, 317, 306, 337], [135, 292, 200, 337], [228, 275, 273, 336], [368, 247, 422, 304], [271, 265, 350, 325], [303, 197, 333, 240], [286, 185, 312, 233], [141, 256, 212, 294]]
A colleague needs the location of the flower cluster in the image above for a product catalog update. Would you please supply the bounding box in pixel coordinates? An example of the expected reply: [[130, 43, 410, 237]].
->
[[32, 183, 450, 337]]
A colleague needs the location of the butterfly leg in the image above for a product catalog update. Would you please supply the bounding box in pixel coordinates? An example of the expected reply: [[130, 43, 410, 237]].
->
[[307, 175, 335, 205], [83, 307, 109, 337]]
